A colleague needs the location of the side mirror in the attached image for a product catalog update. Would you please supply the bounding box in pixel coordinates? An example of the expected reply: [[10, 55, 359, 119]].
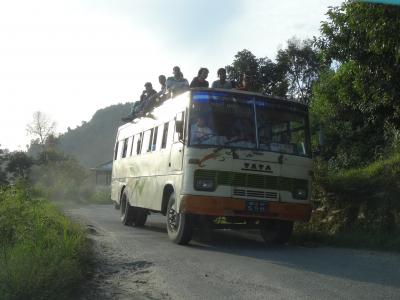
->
[[175, 120, 184, 141]]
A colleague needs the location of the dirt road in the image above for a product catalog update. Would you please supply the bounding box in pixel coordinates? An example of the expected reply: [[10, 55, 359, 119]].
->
[[68, 205, 400, 300]]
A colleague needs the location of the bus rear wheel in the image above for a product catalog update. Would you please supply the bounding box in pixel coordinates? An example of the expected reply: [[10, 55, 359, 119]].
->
[[120, 191, 135, 226], [166, 192, 193, 245], [260, 220, 293, 245], [133, 208, 148, 227]]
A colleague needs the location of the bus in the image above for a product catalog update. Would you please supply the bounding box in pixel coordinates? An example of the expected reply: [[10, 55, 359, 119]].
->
[[111, 88, 312, 245]]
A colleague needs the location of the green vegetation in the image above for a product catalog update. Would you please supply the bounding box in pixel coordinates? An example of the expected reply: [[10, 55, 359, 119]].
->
[[294, 153, 400, 251], [0, 184, 91, 300], [12, 0, 398, 253], [224, 1, 400, 251]]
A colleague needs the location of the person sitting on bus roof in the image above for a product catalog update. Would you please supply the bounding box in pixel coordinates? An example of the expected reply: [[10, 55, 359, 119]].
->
[[140, 82, 160, 114], [140, 82, 157, 102], [159, 75, 167, 95], [211, 68, 232, 89], [166, 66, 189, 97], [190, 68, 209, 88], [235, 73, 249, 91], [156, 74, 170, 104], [190, 115, 215, 145], [121, 82, 157, 122]]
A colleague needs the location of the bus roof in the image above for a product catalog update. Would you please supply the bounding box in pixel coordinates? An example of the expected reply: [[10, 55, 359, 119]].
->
[[117, 88, 308, 138]]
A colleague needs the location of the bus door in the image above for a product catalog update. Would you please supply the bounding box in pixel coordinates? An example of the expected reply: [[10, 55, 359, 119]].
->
[[169, 111, 185, 171]]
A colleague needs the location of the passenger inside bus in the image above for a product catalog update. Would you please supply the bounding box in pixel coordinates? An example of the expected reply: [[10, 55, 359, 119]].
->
[[190, 115, 215, 145]]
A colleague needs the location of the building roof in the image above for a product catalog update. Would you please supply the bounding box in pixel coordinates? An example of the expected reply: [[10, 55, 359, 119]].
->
[[91, 160, 113, 172]]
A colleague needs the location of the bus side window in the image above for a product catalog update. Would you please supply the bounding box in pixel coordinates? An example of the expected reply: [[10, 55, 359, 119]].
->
[[130, 136, 135, 156], [167, 120, 174, 147], [161, 122, 169, 149], [121, 138, 129, 158], [141, 130, 151, 154], [174, 111, 184, 143], [147, 128, 154, 152], [114, 142, 119, 161], [152, 127, 158, 151], [136, 133, 143, 155]]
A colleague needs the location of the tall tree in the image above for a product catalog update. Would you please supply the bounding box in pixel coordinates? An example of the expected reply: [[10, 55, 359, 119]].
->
[[226, 49, 288, 96], [258, 57, 288, 97], [0, 146, 9, 185], [312, 1, 400, 167], [317, 1, 400, 127], [26, 111, 56, 145], [226, 49, 261, 91], [277, 38, 325, 104]]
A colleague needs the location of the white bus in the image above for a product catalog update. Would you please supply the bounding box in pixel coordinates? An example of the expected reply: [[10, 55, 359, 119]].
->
[[111, 88, 312, 245]]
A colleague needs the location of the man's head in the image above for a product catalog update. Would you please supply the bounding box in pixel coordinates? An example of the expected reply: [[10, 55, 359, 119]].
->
[[158, 75, 166, 85], [173, 66, 181, 78], [217, 68, 227, 81], [198, 68, 209, 81], [196, 115, 207, 127], [144, 82, 153, 91]]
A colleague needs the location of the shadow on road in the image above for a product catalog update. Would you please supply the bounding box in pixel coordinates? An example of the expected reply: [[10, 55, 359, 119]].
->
[[74, 206, 400, 290], [141, 217, 400, 289], [187, 229, 400, 289]]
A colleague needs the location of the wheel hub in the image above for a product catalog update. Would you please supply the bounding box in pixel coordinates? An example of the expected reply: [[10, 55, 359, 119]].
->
[[168, 207, 179, 231]]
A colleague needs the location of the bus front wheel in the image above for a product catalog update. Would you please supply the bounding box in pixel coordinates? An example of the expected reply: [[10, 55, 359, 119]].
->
[[166, 192, 193, 245], [260, 220, 293, 245]]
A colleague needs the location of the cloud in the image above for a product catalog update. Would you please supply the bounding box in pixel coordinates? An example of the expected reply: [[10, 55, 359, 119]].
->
[[0, 0, 343, 150]]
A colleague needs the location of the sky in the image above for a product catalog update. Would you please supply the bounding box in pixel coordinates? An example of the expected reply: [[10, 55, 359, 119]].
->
[[0, 0, 343, 151]]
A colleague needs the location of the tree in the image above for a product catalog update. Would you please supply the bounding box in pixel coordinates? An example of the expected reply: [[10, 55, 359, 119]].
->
[[226, 49, 288, 96], [6, 152, 33, 179], [226, 49, 261, 91], [312, 1, 400, 167], [0, 146, 9, 185], [226, 41, 323, 101], [26, 111, 56, 145], [258, 57, 288, 97], [276, 38, 325, 104]]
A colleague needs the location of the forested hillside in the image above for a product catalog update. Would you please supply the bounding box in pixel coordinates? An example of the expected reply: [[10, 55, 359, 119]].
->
[[58, 103, 131, 168]]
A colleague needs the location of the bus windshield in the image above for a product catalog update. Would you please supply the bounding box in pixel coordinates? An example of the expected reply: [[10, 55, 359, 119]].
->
[[189, 91, 310, 157]]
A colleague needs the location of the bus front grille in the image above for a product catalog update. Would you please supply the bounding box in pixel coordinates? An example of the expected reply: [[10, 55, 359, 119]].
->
[[194, 170, 307, 193], [233, 188, 278, 200]]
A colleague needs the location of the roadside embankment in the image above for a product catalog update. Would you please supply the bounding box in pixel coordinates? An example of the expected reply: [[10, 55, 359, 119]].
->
[[294, 152, 400, 251], [0, 184, 91, 300]]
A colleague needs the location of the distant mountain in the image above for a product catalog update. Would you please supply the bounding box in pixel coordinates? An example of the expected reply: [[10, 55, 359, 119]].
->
[[57, 103, 132, 168]]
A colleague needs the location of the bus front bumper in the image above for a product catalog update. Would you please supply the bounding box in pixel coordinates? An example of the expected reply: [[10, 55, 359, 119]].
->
[[179, 195, 311, 222]]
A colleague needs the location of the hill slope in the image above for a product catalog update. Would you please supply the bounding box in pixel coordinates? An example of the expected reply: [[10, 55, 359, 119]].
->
[[58, 103, 131, 168]]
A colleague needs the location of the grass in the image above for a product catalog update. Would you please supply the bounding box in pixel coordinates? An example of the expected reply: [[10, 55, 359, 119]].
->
[[0, 185, 91, 300], [297, 151, 400, 252]]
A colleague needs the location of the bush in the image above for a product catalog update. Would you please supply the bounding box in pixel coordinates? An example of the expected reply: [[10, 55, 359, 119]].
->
[[295, 152, 400, 251], [0, 185, 90, 300]]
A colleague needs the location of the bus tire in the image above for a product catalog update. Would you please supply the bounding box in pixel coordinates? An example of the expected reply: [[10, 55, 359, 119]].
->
[[166, 192, 193, 245], [113, 201, 120, 210], [260, 220, 293, 244], [133, 208, 147, 227], [120, 191, 134, 226]]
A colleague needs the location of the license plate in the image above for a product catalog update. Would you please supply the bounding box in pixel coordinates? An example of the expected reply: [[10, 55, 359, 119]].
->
[[246, 200, 268, 214]]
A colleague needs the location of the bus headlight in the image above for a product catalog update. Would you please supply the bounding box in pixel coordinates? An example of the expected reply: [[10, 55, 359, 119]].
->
[[292, 188, 308, 200], [194, 179, 215, 191]]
